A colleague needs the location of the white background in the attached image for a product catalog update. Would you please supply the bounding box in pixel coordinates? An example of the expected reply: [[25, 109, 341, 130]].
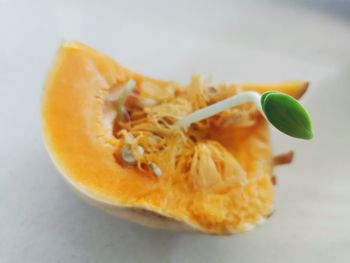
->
[[1, 0, 350, 262]]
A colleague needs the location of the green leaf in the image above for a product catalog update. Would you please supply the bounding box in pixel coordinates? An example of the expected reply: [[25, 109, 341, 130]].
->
[[261, 92, 271, 106], [261, 91, 313, 140]]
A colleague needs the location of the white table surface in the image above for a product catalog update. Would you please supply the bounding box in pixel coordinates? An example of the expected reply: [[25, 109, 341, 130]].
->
[[1, 1, 350, 262]]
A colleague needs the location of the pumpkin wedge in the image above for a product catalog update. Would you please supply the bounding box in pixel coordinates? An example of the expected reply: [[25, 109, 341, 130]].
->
[[42, 41, 308, 235]]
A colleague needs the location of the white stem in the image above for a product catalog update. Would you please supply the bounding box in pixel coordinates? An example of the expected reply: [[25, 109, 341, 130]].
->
[[176, 91, 263, 127]]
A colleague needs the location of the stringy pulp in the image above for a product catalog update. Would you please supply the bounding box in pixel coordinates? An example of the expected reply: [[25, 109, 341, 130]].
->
[[111, 75, 261, 189]]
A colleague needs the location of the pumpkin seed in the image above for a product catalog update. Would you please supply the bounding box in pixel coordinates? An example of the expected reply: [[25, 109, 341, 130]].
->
[[121, 145, 136, 164], [149, 163, 162, 177]]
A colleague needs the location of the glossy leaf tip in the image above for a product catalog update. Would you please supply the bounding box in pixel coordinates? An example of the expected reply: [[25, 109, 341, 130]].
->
[[261, 91, 313, 140]]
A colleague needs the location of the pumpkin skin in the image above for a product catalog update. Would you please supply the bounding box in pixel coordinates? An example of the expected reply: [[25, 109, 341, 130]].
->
[[42, 41, 308, 235]]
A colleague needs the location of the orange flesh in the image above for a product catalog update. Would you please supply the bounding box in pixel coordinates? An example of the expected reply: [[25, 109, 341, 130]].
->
[[42, 41, 308, 234]]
